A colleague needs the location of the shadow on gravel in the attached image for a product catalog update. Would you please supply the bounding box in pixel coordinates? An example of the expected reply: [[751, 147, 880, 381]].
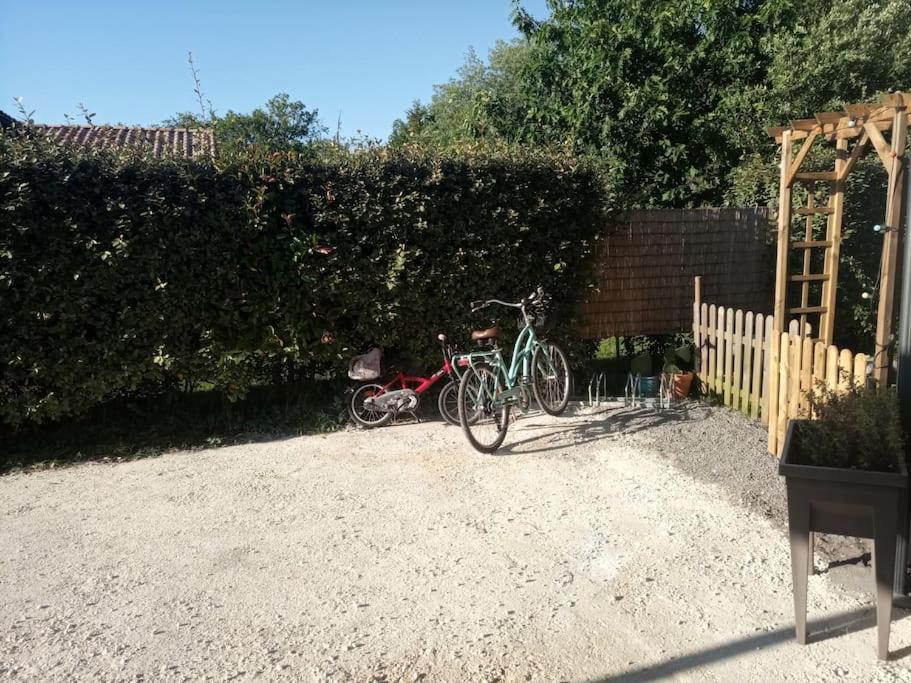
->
[[1, 381, 349, 475], [590, 606, 911, 681], [499, 403, 706, 455]]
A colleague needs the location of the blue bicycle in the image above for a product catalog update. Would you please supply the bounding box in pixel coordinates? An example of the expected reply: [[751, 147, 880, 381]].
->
[[457, 287, 570, 453]]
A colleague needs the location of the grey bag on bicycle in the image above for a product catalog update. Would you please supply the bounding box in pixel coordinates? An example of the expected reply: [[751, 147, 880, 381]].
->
[[348, 347, 383, 381]]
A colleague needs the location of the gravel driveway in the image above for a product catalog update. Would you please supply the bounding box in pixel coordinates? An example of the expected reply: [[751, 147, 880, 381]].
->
[[2, 404, 910, 681]]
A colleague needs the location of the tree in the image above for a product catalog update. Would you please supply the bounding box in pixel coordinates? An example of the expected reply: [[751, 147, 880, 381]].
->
[[389, 42, 543, 150], [165, 93, 325, 156], [391, 0, 911, 210]]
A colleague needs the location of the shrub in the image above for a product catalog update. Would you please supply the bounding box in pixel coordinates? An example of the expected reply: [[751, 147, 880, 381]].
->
[[795, 385, 904, 472], [0, 131, 608, 428]]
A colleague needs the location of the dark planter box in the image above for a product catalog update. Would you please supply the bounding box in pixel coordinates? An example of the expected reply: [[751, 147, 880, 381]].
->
[[779, 419, 909, 660]]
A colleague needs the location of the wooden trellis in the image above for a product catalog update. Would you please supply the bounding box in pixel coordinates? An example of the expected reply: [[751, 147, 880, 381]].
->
[[767, 92, 909, 397]]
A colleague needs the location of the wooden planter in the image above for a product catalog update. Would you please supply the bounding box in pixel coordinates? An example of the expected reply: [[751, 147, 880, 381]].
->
[[779, 420, 908, 660]]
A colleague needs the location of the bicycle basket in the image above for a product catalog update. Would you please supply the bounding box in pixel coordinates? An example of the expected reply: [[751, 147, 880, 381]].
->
[[518, 310, 548, 330], [348, 347, 382, 381], [518, 293, 552, 330]]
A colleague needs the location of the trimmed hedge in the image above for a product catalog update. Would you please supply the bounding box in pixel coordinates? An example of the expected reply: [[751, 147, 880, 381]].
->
[[0, 132, 607, 428]]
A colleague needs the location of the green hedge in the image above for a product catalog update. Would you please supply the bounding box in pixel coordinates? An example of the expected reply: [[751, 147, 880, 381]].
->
[[0, 133, 607, 429]]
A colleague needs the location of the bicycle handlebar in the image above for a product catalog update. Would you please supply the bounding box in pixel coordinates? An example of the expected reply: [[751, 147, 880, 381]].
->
[[471, 288, 545, 313]]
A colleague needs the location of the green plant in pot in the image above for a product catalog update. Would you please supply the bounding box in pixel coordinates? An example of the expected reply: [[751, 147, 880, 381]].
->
[[779, 384, 908, 660], [661, 344, 695, 399]]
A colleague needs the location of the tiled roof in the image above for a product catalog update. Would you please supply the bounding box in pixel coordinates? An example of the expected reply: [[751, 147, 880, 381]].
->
[[28, 123, 216, 160], [0, 110, 16, 128]]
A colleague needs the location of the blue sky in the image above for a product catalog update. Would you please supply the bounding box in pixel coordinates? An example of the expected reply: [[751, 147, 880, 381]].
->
[[0, 0, 549, 140]]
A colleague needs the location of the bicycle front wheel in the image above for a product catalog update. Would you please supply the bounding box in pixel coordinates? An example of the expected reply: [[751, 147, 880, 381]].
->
[[531, 342, 571, 415], [458, 364, 510, 453]]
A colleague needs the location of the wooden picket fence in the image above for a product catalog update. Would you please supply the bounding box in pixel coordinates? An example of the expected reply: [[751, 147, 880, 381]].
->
[[692, 300, 868, 456]]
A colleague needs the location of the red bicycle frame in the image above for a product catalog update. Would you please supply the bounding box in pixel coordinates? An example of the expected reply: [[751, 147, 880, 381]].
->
[[376, 357, 453, 396]]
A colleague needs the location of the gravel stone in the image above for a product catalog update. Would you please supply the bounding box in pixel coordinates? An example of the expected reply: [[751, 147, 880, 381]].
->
[[0, 404, 907, 680]]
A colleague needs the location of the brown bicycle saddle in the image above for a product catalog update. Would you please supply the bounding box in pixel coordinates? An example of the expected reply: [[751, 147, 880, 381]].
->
[[471, 326, 500, 341]]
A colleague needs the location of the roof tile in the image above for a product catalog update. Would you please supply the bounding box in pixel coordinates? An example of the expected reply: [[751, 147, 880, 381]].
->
[[26, 123, 216, 159]]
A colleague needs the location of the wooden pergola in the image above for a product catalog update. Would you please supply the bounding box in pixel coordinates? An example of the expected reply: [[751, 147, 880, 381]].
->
[[768, 92, 909, 387]]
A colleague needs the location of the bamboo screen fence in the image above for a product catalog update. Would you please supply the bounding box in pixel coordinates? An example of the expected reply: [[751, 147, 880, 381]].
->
[[693, 301, 867, 456], [577, 208, 773, 339]]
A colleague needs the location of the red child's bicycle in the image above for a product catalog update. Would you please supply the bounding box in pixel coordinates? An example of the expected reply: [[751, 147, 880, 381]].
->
[[348, 333, 464, 428]]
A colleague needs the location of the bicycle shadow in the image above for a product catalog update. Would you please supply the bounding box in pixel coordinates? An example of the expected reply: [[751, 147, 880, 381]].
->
[[496, 402, 708, 455]]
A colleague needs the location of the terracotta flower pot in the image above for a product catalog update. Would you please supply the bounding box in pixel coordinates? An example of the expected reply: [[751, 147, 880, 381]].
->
[[671, 371, 694, 399]]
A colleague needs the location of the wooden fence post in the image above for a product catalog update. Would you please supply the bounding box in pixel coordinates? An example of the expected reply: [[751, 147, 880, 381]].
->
[[693, 276, 702, 378], [724, 310, 735, 406], [708, 305, 717, 394], [761, 315, 773, 425], [732, 310, 744, 411], [751, 314, 764, 420], [700, 303, 709, 390], [717, 307, 726, 397], [742, 311, 755, 414]]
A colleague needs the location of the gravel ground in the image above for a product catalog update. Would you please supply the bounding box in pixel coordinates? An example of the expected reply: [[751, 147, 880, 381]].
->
[[1, 404, 909, 681], [618, 402, 870, 569]]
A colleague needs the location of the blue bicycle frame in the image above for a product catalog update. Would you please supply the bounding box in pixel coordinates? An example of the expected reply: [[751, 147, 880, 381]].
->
[[462, 321, 550, 411]]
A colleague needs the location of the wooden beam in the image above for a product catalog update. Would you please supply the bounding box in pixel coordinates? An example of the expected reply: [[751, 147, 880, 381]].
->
[[864, 120, 894, 170], [767, 126, 786, 140], [769, 99, 902, 143], [873, 106, 908, 386], [774, 130, 794, 336], [798, 189, 815, 331], [819, 117, 890, 141], [791, 118, 820, 131], [792, 240, 832, 249], [845, 103, 874, 120], [838, 130, 870, 181], [768, 127, 809, 143], [880, 92, 906, 108], [814, 112, 844, 126], [768, 130, 793, 455], [785, 130, 820, 187], [794, 171, 837, 182], [796, 206, 833, 216], [790, 274, 829, 282], [789, 306, 828, 315], [820, 137, 849, 345]]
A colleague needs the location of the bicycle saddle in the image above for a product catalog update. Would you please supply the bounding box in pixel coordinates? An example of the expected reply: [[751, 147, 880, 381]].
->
[[471, 326, 500, 341]]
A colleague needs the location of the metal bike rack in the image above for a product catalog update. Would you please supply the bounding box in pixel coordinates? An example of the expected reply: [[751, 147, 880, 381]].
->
[[624, 372, 641, 407], [588, 371, 608, 406], [658, 373, 672, 410]]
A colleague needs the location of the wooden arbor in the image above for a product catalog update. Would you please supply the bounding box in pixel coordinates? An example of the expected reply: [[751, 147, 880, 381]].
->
[[768, 92, 909, 387]]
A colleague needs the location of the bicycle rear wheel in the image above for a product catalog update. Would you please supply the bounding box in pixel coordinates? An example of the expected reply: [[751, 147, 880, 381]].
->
[[349, 383, 393, 428], [457, 364, 509, 453], [531, 342, 570, 415], [437, 380, 460, 426]]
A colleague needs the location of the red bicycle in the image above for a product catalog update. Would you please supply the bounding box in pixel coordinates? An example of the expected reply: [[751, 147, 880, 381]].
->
[[348, 333, 465, 428]]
